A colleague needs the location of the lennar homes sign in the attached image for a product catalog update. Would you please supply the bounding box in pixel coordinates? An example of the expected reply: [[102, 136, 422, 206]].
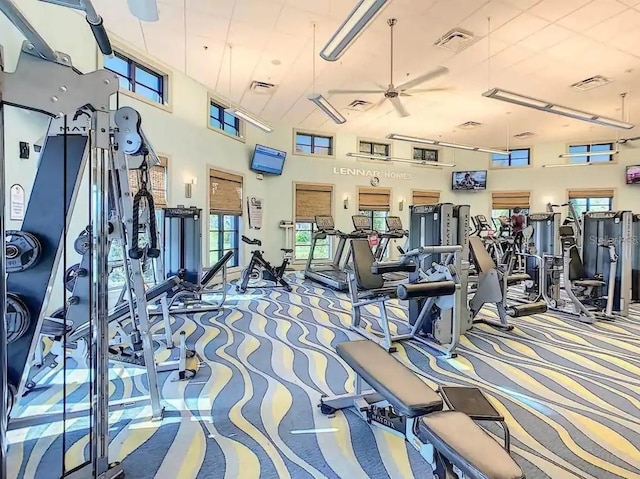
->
[[332, 167, 414, 180]]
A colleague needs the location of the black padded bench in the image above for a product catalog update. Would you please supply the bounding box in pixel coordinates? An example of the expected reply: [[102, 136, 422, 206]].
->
[[320, 340, 525, 479]]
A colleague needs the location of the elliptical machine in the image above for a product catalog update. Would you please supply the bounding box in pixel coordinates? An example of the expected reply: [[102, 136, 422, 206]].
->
[[237, 236, 293, 293]]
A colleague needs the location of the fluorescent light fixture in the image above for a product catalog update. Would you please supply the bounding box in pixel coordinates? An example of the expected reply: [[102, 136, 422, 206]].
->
[[127, 0, 159, 22], [320, 0, 390, 61], [347, 152, 390, 160], [391, 157, 455, 167], [558, 150, 618, 158], [308, 94, 346, 124], [543, 163, 594, 168], [387, 133, 509, 155], [483, 88, 635, 130], [224, 107, 273, 133]]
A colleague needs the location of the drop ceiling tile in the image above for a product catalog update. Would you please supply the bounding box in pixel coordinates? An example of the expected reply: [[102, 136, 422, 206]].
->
[[282, 0, 332, 17], [233, 0, 283, 30], [492, 12, 549, 43], [187, 0, 234, 18], [427, 0, 485, 31], [528, 0, 590, 21], [500, 0, 544, 9], [517, 24, 573, 51], [490, 43, 538, 70], [227, 21, 275, 51], [584, 8, 640, 41], [186, 13, 230, 41], [274, 5, 333, 37], [459, 0, 524, 35], [606, 26, 640, 55], [556, 0, 628, 31], [618, 0, 640, 5]]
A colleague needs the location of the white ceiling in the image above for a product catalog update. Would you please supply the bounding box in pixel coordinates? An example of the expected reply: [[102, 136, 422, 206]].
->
[[93, 0, 640, 146]]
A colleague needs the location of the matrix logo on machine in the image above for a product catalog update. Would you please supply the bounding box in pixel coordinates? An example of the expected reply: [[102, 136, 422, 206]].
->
[[332, 167, 414, 180]]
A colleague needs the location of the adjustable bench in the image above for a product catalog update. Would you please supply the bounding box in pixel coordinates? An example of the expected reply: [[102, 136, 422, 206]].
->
[[469, 236, 547, 330], [320, 340, 525, 479]]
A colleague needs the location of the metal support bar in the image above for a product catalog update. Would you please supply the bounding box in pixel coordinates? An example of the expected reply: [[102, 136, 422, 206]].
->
[[0, 43, 8, 479], [0, 0, 58, 61]]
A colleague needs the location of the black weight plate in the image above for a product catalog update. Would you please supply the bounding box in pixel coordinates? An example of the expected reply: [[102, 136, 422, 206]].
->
[[65, 264, 81, 292], [6, 293, 30, 343], [74, 233, 91, 255], [6, 230, 42, 273]]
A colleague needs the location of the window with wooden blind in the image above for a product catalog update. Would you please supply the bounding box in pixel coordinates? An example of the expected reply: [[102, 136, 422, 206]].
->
[[491, 191, 530, 210], [209, 169, 243, 216], [358, 187, 391, 211], [128, 156, 169, 207], [412, 190, 440, 206], [568, 189, 614, 218], [209, 168, 243, 267], [294, 183, 333, 261]]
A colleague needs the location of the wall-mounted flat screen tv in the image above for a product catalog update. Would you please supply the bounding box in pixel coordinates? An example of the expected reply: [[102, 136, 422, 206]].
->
[[626, 165, 640, 184], [250, 144, 286, 175], [452, 170, 487, 190]]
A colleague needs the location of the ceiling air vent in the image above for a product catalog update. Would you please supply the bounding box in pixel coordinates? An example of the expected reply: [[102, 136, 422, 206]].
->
[[570, 75, 612, 91], [457, 121, 482, 129], [514, 131, 535, 139], [249, 81, 277, 94], [346, 100, 373, 112], [434, 28, 475, 52]]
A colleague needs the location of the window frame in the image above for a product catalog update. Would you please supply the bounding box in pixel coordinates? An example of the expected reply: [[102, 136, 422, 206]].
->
[[566, 143, 615, 163], [102, 47, 170, 110], [567, 197, 613, 218], [207, 95, 246, 142], [358, 210, 390, 233], [358, 138, 392, 158], [208, 213, 241, 268], [294, 221, 333, 262], [490, 148, 531, 168], [412, 146, 439, 163], [293, 129, 336, 158]]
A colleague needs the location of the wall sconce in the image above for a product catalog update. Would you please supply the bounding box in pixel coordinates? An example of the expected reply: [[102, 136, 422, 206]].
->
[[343, 196, 349, 209], [185, 177, 197, 198], [399, 199, 405, 211]]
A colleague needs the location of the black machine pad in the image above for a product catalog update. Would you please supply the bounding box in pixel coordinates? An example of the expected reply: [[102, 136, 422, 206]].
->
[[110, 276, 182, 321], [396, 281, 456, 300], [201, 250, 234, 287], [469, 237, 497, 273], [419, 411, 525, 479], [335, 340, 443, 417], [371, 260, 417, 275], [574, 279, 605, 287]]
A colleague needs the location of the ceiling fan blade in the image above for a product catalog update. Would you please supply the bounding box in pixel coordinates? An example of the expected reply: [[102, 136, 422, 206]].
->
[[328, 89, 386, 95], [396, 66, 449, 91], [389, 96, 409, 117], [405, 87, 453, 93]]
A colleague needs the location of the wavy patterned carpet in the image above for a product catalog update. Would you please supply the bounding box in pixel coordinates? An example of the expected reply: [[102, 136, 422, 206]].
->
[[6, 273, 640, 479]]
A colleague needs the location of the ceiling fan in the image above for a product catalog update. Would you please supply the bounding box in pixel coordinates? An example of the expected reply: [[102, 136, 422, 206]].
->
[[328, 18, 450, 117]]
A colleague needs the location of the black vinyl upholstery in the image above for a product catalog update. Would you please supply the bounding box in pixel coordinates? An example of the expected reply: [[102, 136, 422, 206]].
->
[[420, 411, 525, 479], [201, 250, 234, 286], [335, 340, 443, 417], [396, 281, 456, 300], [371, 260, 417, 275], [469, 237, 496, 273], [109, 276, 182, 321], [351, 239, 385, 290]]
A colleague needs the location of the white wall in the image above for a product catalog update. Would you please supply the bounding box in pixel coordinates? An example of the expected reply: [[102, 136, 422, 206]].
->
[[3, 1, 638, 273]]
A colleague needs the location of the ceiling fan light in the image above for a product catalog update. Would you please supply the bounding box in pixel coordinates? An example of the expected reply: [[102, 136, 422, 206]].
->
[[320, 0, 390, 61], [308, 94, 346, 124], [127, 0, 159, 22]]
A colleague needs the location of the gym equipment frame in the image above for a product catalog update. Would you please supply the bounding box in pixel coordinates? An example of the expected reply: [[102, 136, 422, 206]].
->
[[237, 235, 292, 293]]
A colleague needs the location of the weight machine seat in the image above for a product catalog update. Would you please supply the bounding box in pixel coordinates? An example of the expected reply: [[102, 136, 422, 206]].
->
[[419, 412, 525, 479], [469, 236, 497, 274], [397, 281, 456, 300], [336, 340, 443, 417], [371, 259, 417, 275], [351, 238, 385, 290], [201, 250, 234, 287], [109, 276, 183, 322], [281, 248, 294, 253]]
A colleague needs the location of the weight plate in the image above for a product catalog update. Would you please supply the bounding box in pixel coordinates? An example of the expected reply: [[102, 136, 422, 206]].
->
[[6, 293, 31, 343], [74, 233, 91, 255], [6, 230, 42, 273], [65, 264, 81, 292]]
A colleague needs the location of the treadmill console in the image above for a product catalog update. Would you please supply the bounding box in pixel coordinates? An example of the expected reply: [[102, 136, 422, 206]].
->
[[352, 215, 373, 231], [315, 215, 335, 231], [386, 216, 403, 231], [475, 215, 492, 228]]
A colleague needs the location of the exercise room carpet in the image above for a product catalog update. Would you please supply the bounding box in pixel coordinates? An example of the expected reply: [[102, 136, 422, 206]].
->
[[7, 273, 640, 479]]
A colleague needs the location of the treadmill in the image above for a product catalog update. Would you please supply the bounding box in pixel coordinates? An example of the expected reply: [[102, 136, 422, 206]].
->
[[304, 215, 351, 290], [375, 216, 409, 260]]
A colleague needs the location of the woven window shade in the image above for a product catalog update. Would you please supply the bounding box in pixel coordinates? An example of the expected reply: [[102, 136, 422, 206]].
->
[[295, 184, 333, 222], [128, 156, 168, 206], [412, 190, 440, 206], [358, 187, 391, 211], [492, 191, 530, 209], [210, 168, 243, 215], [568, 188, 614, 199]]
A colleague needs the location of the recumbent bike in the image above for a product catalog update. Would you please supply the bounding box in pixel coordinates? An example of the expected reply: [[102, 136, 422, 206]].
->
[[237, 235, 293, 293]]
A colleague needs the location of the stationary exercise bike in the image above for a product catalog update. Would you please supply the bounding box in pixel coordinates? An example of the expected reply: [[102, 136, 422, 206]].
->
[[236, 235, 293, 293]]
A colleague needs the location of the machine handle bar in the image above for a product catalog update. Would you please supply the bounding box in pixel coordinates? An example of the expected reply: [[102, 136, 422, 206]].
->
[[403, 245, 462, 257]]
